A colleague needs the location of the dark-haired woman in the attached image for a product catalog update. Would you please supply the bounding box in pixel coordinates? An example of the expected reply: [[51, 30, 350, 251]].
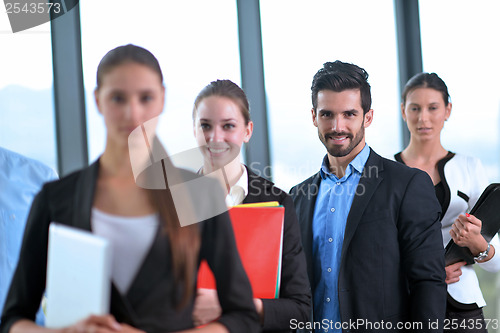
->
[[0, 45, 259, 333], [395, 72, 500, 332], [191, 79, 311, 333]]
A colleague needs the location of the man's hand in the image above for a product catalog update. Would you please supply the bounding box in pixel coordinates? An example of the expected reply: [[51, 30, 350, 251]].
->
[[445, 261, 466, 284]]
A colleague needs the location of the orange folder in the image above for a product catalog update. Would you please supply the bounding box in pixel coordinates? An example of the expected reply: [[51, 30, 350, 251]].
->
[[197, 206, 285, 299]]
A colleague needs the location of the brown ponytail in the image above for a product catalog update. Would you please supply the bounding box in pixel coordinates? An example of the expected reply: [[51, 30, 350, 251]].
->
[[149, 185, 200, 308]]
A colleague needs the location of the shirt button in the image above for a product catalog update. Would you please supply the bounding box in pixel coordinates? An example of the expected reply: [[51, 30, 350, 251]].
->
[[326, 297, 330, 302], [330, 208, 335, 213], [336, 182, 341, 185], [10, 214, 16, 220], [328, 237, 333, 243], [327, 267, 332, 272]]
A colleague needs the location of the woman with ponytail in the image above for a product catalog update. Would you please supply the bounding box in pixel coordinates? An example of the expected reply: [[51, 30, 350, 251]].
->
[[0, 45, 258, 333]]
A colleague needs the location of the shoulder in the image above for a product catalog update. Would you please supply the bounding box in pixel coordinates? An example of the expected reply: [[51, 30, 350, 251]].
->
[[446, 153, 483, 169], [245, 166, 289, 202], [367, 149, 421, 179], [290, 173, 320, 193], [173, 167, 228, 226], [39, 162, 95, 202], [0, 146, 58, 184], [443, 153, 486, 182], [21, 164, 95, 228], [365, 151, 435, 198], [289, 172, 321, 206], [443, 153, 489, 196]]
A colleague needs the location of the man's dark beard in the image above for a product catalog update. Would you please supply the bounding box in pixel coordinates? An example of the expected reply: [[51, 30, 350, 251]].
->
[[319, 123, 365, 157]]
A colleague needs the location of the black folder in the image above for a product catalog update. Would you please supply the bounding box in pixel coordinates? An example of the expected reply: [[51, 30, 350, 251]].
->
[[444, 183, 500, 266]]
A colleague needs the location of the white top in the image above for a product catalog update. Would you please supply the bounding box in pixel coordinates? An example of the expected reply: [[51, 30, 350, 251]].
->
[[91, 208, 159, 294], [225, 165, 248, 207], [439, 154, 500, 306]]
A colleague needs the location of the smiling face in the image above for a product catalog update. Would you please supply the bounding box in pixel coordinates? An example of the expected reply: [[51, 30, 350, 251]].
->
[[402, 87, 451, 142], [193, 95, 253, 170], [312, 89, 373, 160], [95, 62, 165, 149]]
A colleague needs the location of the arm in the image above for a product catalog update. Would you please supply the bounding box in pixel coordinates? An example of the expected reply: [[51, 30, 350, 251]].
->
[[0, 189, 51, 333], [193, 196, 311, 330], [10, 316, 124, 333], [398, 171, 446, 332], [201, 212, 260, 333], [456, 157, 500, 271], [478, 234, 500, 271], [259, 195, 311, 330], [0, 189, 123, 333], [450, 215, 500, 269]]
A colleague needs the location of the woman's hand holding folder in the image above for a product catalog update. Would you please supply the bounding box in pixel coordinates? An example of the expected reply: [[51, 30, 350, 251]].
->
[[450, 213, 495, 263], [451, 214, 485, 253]]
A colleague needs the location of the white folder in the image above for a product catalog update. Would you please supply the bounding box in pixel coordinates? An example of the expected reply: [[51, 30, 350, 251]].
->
[[45, 223, 112, 328]]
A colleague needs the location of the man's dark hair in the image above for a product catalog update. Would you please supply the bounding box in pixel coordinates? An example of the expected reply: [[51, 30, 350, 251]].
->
[[311, 60, 372, 114]]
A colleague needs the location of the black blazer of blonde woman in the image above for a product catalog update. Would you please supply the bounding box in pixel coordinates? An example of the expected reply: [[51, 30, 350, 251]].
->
[[243, 166, 311, 332], [0, 160, 260, 333]]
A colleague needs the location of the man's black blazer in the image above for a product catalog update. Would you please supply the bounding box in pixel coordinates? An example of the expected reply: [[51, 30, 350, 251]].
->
[[290, 149, 446, 332], [243, 167, 311, 332]]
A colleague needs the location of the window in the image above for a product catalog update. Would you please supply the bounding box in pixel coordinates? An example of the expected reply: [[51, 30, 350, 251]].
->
[[420, 0, 500, 321], [420, 0, 500, 182], [261, 0, 400, 191], [0, 13, 56, 170], [79, 0, 241, 170]]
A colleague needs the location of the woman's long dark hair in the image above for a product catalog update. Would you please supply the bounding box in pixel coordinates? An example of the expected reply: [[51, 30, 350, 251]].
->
[[96, 44, 200, 308]]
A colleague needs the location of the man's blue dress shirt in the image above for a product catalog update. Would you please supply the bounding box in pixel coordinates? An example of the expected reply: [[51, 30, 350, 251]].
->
[[0, 147, 57, 325], [312, 144, 370, 332]]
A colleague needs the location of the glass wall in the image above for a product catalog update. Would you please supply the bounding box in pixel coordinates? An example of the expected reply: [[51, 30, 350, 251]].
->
[[420, 0, 500, 324], [261, 0, 400, 191], [420, 0, 500, 182], [0, 12, 56, 171], [79, 0, 241, 169]]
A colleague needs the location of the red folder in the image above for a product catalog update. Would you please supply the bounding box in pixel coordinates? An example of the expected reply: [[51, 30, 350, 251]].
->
[[197, 206, 284, 299]]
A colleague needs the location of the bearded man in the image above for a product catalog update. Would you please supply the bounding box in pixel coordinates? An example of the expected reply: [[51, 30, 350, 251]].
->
[[290, 61, 446, 333]]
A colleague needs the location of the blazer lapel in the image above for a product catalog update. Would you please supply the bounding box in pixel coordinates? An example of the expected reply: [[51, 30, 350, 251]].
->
[[110, 285, 137, 324], [71, 160, 99, 231], [126, 224, 172, 309], [243, 167, 272, 203], [340, 151, 384, 262]]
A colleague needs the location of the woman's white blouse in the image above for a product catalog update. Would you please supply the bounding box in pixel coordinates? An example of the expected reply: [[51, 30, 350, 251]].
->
[[91, 208, 159, 294], [441, 154, 500, 306], [225, 165, 248, 207]]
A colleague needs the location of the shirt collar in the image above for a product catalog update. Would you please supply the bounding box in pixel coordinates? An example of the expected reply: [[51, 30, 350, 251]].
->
[[225, 165, 248, 207], [320, 144, 370, 180]]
